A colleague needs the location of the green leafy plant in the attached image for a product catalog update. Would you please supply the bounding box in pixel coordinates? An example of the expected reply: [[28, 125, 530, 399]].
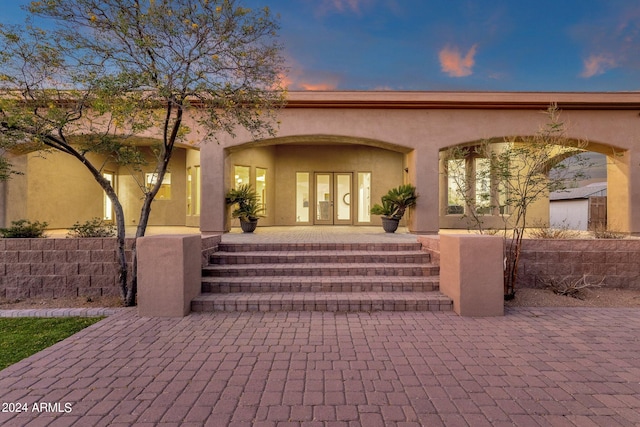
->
[[0, 219, 48, 238], [67, 218, 116, 238], [370, 199, 396, 218], [370, 184, 418, 220], [226, 184, 264, 222]]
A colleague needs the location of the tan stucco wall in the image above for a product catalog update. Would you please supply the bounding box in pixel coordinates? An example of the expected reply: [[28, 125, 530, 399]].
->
[[4, 154, 28, 226], [24, 151, 107, 228], [118, 147, 188, 226], [3, 145, 194, 229]]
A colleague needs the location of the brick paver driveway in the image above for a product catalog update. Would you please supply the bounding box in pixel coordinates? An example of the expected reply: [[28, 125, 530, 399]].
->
[[1, 307, 639, 426]]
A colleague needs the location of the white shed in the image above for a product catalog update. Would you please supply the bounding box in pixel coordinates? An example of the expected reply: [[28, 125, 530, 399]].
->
[[549, 182, 607, 230]]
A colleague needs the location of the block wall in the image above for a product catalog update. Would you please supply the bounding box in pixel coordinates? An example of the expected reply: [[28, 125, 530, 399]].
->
[[0, 235, 220, 300], [0, 238, 136, 299], [518, 239, 640, 289]]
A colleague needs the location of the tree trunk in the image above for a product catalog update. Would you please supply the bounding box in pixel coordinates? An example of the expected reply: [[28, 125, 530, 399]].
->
[[124, 193, 154, 306]]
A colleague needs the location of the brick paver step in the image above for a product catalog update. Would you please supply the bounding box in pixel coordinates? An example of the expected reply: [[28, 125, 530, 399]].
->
[[201, 275, 439, 293], [191, 291, 453, 312], [202, 262, 439, 277], [217, 242, 423, 252], [210, 250, 431, 265]]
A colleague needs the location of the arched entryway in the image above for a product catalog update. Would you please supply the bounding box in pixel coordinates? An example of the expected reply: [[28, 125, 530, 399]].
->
[[224, 135, 412, 229]]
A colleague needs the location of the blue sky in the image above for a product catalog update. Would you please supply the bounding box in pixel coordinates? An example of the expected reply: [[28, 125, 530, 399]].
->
[[4, 0, 640, 91]]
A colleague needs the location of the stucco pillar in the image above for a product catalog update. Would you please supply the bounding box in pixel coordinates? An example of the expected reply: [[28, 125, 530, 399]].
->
[[407, 147, 439, 234], [200, 139, 227, 233], [439, 234, 504, 317], [607, 149, 639, 234], [137, 234, 201, 317]]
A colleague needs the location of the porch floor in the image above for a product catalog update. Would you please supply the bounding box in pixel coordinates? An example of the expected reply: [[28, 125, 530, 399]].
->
[[221, 225, 417, 243]]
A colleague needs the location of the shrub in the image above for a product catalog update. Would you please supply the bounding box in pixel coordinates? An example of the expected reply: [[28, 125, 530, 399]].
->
[[0, 219, 48, 238], [592, 223, 626, 239], [539, 274, 604, 299], [68, 218, 116, 238], [528, 222, 580, 239]]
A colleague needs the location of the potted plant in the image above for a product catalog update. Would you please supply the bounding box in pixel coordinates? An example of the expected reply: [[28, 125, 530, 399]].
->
[[225, 184, 264, 233], [370, 184, 418, 233]]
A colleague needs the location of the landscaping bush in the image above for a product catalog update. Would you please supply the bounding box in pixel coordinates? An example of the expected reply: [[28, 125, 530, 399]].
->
[[592, 223, 626, 239], [0, 219, 48, 238], [539, 274, 604, 299], [529, 222, 580, 239], [67, 218, 116, 238]]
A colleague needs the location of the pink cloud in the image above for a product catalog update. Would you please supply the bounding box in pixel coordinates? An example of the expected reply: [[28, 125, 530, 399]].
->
[[278, 55, 341, 90], [439, 45, 478, 77], [581, 54, 618, 78], [299, 81, 339, 91]]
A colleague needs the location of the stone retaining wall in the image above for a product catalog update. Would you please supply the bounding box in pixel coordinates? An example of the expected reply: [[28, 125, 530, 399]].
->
[[0, 235, 220, 300], [518, 239, 640, 289], [419, 236, 640, 290], [0, 237, 133, 299]]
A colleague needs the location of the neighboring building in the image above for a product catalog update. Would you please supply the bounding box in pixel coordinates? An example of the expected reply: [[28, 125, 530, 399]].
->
[[2, 91, 640, 235], [550, 182, 607, 231]]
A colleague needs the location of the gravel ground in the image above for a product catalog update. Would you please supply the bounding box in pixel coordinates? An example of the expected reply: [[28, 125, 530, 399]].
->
[[1, 288, 640, 309], [505, 287, 640, 308]]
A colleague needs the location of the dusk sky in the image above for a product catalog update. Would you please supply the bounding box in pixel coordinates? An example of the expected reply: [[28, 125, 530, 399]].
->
[[3, 0, 640, 92]]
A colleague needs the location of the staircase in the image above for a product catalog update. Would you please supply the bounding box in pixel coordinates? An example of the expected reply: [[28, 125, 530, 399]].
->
[[191, 241, 452, 312]]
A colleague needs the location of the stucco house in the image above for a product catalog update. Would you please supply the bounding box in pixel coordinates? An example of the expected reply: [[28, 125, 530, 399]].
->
[[2, 91, 640, 235]]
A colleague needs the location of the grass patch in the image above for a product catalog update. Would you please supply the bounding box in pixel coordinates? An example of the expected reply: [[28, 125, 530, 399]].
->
[[0, 317, 104, 370]]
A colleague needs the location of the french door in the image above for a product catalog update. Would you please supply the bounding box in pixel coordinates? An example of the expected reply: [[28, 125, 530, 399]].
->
[[314, 172, 352, 225]]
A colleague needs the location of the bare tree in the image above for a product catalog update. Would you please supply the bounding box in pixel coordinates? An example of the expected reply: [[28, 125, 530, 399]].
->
[[443, 105, 588, 298]]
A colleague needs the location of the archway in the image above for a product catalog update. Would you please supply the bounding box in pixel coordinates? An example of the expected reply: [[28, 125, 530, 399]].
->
[[438, 138, 629, 233], [224, 134, 412, 228]]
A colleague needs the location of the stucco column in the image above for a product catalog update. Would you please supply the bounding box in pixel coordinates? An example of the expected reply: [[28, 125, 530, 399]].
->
[[200, 138, 227, 233], [439, 234, 504, 317], [607, 150, 637, 234], [407, 147, 439, 234], [610, 149, 640, 235], [138, 234, 201, 317]]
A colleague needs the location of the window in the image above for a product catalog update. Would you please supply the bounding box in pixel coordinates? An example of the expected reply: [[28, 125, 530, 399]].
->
[[256, 168, 267, 215], [103, 172, 114, 221], [296, 172, 309, 223], [446, 159, 466, 214], [357, 172, 371, 222], [187, 168, 193, 215], [146, 172, 171, 200], [234, 165, 250, 189], [446, 153, 505, 216], [187, 166, 201, 216], [475, 158, 491, 214], [194, 166, 201, 216]]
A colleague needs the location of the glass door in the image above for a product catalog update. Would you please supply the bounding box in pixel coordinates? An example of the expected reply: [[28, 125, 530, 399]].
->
[[314, 173, 352, 225], [315, 173, 332, 224], [335, 173, 352, 224]]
